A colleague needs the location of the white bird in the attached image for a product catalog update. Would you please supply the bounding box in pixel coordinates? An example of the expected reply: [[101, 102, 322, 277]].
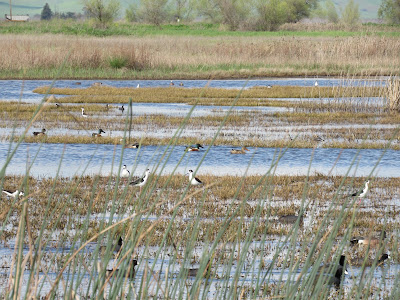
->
[[81, 107, 88, 118], [2, 189, 24, 198], [121, 165, 130, 178], [129, 169, 150, 190], [186, 170, 203, 186], [314, 81, 319, 87], [350, 180, 369, 201], [136, 84, 140, 89]]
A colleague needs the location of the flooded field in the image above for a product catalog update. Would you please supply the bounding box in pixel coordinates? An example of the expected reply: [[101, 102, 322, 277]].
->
[[0, 78, 399, 298]]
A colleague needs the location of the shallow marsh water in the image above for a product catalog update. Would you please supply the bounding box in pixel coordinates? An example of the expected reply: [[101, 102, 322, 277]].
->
[[0, 78, 398, 298], [0, 142, 398, 178]]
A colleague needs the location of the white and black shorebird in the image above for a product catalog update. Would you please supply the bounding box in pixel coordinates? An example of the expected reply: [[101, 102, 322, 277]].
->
[[186, 170, 203, 186], [121, 165, 130, 179], [119, 105, 125, 113], [33, 128, 46, 136], [349, 180, 369, 202], [129, 169, 150, 191], [81, 107, 88, 118], [2, 189, 24, 198]]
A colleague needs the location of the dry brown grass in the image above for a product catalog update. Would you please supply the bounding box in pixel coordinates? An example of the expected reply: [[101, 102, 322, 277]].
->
[[2, 34, 400, 78]]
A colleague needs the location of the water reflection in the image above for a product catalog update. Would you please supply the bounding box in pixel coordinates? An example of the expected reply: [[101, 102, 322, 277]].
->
[[0, 142, 398, 178]]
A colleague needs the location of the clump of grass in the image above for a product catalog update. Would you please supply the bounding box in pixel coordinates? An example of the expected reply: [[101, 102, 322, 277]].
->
[[108, 56, 128, 69], [385, 76, 400, 112]]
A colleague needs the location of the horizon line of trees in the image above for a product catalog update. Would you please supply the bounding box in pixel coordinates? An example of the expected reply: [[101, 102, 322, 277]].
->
[[39, 0, 400, 31]]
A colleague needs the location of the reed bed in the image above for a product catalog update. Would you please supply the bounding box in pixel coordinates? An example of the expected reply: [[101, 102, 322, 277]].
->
[[33, 85, 382, 101], [2, 34, 400, 79]]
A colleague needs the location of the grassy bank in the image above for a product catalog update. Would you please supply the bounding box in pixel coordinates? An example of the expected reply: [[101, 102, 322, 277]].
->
[[2, 20, 400, 38], [2, 32, 400, 79]]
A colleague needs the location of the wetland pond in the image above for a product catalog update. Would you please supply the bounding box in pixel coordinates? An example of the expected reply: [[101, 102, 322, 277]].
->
[[0, 78, 398, 298], [0, 142, 398, 178]]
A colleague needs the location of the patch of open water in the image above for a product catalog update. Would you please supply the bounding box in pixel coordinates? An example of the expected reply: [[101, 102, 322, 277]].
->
[[0, 142, 398, 178]]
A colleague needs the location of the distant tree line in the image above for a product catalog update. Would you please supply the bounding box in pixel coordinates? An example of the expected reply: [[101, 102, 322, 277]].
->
[[40, 0, 392, 30]]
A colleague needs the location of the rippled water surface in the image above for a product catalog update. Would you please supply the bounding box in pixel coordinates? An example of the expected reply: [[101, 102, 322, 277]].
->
[[0, 142, 397, 178]]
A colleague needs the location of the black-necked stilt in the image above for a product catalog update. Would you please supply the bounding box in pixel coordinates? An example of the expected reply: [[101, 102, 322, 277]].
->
[[170, 80, 174, 86], [81, 108, 88, 118], [33, 128, 46, 136], [313, 255, 347, 288], [55, 103, 61, 108], [350, 231, 386, 247], [92, 128, 105, 137], [349, 180, 369, 201], [2, 189, 24, 198], [119, 105, 125, 112], [130, 169, 150, 190], [121, 165, 130, 178], [230, 146, 249, 154], [106, 259, 138, 279], [186, 170, 203, 186], [350, 253, 390, 266], [185, 144, 203, 151], [179, 82, 184, 86], [125, 142, 140, 149]]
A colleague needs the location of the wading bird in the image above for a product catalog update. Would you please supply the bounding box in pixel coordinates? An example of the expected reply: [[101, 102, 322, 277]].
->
[[2, 189, 24, 198], [130, 169, 150, 191], [186, 170, 203, 186]]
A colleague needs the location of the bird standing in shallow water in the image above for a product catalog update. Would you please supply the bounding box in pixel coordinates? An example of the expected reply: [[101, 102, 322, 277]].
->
[[186, 170, 203, 186], [130, 169, 150, 191], [350, 180, 369, 203], [119, 105, 125, 113], [121, 165, 130, 179], [33, 128, 46, 136], [81, 108, 88, 117], [2, 189, 24, 198]]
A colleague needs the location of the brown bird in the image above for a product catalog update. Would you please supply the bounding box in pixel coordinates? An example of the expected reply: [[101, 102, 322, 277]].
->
[[230, 146, 249, 154], [350, 231, 386, 247]]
